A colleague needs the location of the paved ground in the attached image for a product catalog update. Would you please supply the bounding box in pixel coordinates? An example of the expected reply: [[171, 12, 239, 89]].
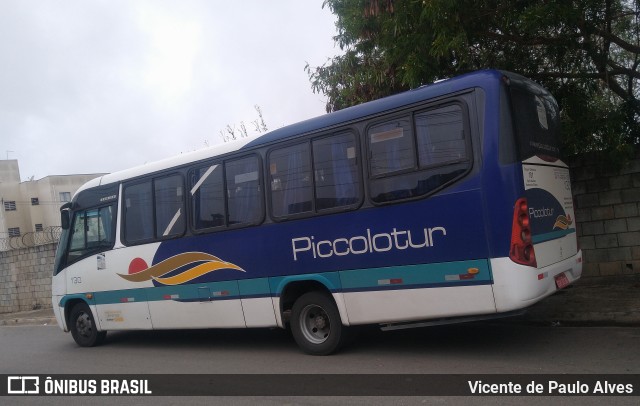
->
[[525, 273, 640, 326], [1, 274, 639, 327]]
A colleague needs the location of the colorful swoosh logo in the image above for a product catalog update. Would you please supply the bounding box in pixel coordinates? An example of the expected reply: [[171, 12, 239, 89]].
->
[[118, 252, 244, 286], [553, 214, 573, 230]]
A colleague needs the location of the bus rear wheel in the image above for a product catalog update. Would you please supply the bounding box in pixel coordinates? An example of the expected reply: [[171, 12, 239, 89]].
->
[[69, 302, 106, 347], [290, 291, 346, 355]]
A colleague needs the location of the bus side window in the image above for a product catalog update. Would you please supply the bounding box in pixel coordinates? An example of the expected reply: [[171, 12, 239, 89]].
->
[[416, 105, 466, 167], [124, 182, 154, 243], [367, 116, 415, 202], [269, 143, 313, 218], [312, 132, 360, 211], [155, 175, 185, 237], [225, 155, 262, 226], [85, 207, 114, 247], [191, 164, 225, 230], [368, 104, 471, 204], [368, 116, 414, 177], [68, 211, 87, 262], [67, 205, 115, 265]]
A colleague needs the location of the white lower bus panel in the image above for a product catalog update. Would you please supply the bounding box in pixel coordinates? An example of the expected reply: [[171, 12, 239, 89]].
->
[[96, 302, 154, 331], [343, 284, 497, 325], [491, 250, 582, 313], [342, 252, 582, 327], [52, 297, 67, 331], [147, 299, 246, 329]]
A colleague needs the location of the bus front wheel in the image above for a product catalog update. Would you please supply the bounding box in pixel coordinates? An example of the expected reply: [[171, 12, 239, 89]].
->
[[290, 291, 346, 355], [69, 302, 106, 347]]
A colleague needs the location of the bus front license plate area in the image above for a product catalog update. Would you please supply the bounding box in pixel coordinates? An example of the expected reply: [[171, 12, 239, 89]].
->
[[555, 273, 570, 290]]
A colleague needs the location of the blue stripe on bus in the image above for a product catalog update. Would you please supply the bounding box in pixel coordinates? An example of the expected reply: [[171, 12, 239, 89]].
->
[[93, 288, 150, 305], [61, 259, 493, 307], [58, 293, 96, 308], [341, 280, 491, 292], [238, 278, 271, 297], [339, 259, 491, 291], [532, 229, 576, 244], [269, 272, 342, 296]]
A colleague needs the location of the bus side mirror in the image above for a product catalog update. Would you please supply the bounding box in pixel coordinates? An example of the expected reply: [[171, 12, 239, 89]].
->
[[61, 210, 70, 230], [60, 202, 72, 230]]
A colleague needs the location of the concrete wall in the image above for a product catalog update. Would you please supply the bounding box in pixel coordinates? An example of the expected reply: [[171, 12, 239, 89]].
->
[[571, 151, 640, 277], [0, 243, 55, 313]]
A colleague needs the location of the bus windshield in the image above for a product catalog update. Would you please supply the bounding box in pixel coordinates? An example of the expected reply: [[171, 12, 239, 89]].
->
[[510, 82, 561, 161]]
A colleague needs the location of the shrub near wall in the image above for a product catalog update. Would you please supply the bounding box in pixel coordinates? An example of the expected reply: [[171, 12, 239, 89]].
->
[[571, 150, 640, 278], [0, 243, 56, 313]]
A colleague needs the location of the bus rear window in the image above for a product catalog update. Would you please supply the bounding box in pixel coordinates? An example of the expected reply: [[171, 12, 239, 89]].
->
[[510, 85, 561, 160]]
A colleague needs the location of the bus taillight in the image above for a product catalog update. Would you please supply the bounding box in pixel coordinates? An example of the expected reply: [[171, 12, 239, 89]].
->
[[573, 199, 580, 252], [510, 197, 537, 268]]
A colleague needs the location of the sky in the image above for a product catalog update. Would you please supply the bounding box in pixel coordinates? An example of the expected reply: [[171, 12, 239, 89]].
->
[[1, 0, 339, 181]]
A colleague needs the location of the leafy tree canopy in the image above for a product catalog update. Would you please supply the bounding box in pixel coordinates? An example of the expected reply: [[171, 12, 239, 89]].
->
[[307, 0, 640, 161]]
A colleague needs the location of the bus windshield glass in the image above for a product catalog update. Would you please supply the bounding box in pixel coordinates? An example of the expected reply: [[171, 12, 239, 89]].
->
[[510, 82, 561, 161]]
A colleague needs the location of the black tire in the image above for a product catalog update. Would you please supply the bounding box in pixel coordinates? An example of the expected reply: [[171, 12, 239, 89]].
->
[[290, 291, 348, 355], [69, 302, 106, 347]]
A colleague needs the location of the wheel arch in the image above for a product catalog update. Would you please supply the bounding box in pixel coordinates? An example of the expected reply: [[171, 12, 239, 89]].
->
[[273, 274, 350, 328], [60, 295, 102, 332]]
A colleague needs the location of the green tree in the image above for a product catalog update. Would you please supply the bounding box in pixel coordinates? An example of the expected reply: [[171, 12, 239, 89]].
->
[[308, 0, 640, 160]]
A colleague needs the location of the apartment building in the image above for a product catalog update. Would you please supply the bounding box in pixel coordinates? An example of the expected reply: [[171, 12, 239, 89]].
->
[[0, 160, 105, 239]]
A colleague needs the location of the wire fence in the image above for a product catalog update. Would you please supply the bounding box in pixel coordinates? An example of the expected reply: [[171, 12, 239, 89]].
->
[[0, 227, 62, 252]]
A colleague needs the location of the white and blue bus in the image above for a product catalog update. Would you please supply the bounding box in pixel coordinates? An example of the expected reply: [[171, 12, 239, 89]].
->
[[52, 70, 582, 355]]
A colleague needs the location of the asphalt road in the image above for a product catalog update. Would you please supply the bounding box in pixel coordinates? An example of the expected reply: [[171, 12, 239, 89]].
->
[[1, 322, 639, 405]]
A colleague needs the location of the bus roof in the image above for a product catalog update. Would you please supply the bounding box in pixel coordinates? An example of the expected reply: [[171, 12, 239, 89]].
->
[[77, 136, 257, 194], [76, 69, 506, 196], [243, 69, 505, 149]]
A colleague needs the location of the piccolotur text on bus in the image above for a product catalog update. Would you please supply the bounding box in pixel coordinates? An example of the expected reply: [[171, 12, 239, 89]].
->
[[291, 226, 447, 261]]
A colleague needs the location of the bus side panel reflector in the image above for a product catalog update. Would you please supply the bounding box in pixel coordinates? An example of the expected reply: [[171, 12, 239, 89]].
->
[[445, 274, 476, 281], [378, 279, 403, 285]]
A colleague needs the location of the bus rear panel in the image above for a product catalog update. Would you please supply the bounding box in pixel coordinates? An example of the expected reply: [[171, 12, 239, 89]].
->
[[491, 73, 582, 313]]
